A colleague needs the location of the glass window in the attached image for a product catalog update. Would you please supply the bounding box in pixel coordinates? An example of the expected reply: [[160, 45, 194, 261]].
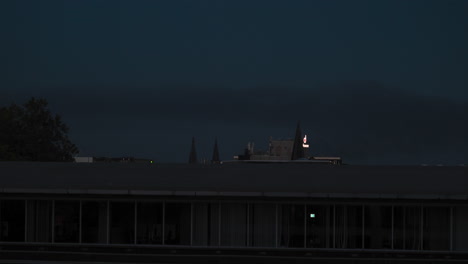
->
[[193, 202, 219, 246], [165, 203, 191, 245], [423, 207, 450, 250], [394, 206, 422, 250], [453, 206, 468, 252], [279, 204, 305, 248], [110, 202, 135, 244], [334, 205, 363, 249], [136, 202, 163, 244], [306, 204, 332, 248], [0, 200, 25, 242], [54, 201, 79, 243], [220, 203, 247, 247], [26, 200, 52, 242], [249, 203, 276, 247], [81, 201, 108, 243], [364, 205, 392, 249]]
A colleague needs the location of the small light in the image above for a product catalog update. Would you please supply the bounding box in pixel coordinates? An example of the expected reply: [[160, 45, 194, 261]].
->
[[310, 213, 315, 218], [150, 160, 153, 164]]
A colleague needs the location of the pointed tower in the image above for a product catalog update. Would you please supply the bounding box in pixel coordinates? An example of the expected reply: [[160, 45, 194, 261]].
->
[[291, 121, 305, 160], [211, 138, 220, 164], [188, 137, 198, 164]]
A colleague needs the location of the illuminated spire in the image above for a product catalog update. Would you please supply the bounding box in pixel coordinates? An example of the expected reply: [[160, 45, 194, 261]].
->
[[188, 137, 198, 164], [291, 121, 305, 160], [211, 138, 220, 164]]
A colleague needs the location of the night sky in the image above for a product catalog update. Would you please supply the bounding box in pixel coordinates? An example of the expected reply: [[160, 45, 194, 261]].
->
[[1, 0, 466, 164]]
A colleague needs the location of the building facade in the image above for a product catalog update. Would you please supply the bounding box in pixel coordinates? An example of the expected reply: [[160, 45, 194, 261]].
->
[[0, 163, 467, 263]]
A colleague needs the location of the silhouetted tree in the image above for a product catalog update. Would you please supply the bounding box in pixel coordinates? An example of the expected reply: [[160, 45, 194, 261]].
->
[[0, 97, 78, 161]]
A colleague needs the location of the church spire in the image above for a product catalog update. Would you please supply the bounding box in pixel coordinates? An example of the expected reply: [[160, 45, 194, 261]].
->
[[291, 121, 305, 160], [212, 138, 220, 164], [188, 137, 198, 164]]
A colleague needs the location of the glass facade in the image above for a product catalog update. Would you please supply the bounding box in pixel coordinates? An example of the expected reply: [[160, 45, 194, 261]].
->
[[164, 203, 191, 245], [81, 201, 107, 243], [54, 201, 79, 243], [136, 202, 163, 244], [306, 204, 332, 248], [220, 203, 247, 246], [0, 200, 25, 242], [109, 202, 135, 244], [192, 202, 220, 246], [26, 200, 52, 242], [0, 199, 463, 252], [279, 204, 305, 248], [249, 203, 276, 247]]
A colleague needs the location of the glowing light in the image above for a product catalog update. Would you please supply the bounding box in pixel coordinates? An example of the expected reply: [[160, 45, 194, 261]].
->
[[303, 135, 309, 148], [150, 160, 153, 164], [310, 213, 315, 218]]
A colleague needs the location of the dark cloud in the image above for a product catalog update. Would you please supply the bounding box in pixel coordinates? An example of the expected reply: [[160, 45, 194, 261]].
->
[[1, 1, 466, 163], [2, 82, 464, 164]]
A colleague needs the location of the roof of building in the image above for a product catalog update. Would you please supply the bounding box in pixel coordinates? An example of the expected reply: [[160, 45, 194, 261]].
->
[[0, 162, 466, 200]]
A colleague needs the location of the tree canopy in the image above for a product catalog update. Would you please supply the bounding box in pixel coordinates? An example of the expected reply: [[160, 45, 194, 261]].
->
[[0, 97, 78, 161]]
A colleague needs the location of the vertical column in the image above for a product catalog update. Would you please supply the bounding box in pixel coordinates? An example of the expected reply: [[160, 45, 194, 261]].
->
[[275, 203, 278, 248], [362, 205, 365, 249], [246, 203, 250, 247], [391, 205, 394, 250], [134, 201, 137, 244], [420, 206, 424, 250], [162, 201, 165, 245], [403, 207, 406, 249], [24, 200, 28, 242], [218, 202, 221, 246], [51, 200, 55, 243], [106, 200, 110, 244], [333, 205, 336, 248], [304, 204, 307, 248], [450, 206, 453, 251], [79, 200, 82, 244], [190, 202, 193, 246]]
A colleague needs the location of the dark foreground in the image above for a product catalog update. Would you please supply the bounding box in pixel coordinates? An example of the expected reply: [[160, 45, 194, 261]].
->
[[1, 244, 467, 264]]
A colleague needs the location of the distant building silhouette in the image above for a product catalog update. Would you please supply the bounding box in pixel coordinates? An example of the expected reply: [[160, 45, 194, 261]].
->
[[232, 122, 341, 164], [291, 121, 305, 160], [188, 137, 198, 164], [211, 138, 220, 164]]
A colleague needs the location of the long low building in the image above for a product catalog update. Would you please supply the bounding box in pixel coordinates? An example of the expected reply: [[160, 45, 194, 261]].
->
[[0, 162, 467, 263]]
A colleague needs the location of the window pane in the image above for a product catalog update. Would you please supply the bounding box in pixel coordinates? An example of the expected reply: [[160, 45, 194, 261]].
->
[[335, 205, 363, 249], [453, 206, 468, 252], [306, 204, 332, 248], [110, 202, 135, 244], [0, 200, 25, 242], [26, 200, 52, 242], [423, 207, 450, 250], [193, 202, 219, 246], [54, 201, 79, 243], [279, 204, 305, 248], [394, 206, 422, 250], [165, 203, 191, 245], [364, 205, 392, 249], [81, 201, 107, 243], [220, 203, 247, 247], [136, 202, 162, 244], [249, 203, 276, 247]]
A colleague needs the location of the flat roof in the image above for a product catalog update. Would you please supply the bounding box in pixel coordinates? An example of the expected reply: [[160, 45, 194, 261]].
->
[[0, 162, 466, 200]]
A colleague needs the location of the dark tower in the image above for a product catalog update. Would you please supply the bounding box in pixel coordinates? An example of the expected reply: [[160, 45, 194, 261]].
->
[[188, 137, 198, 164], [291, 121, 305, 160], [211, 138, 220, 164]]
